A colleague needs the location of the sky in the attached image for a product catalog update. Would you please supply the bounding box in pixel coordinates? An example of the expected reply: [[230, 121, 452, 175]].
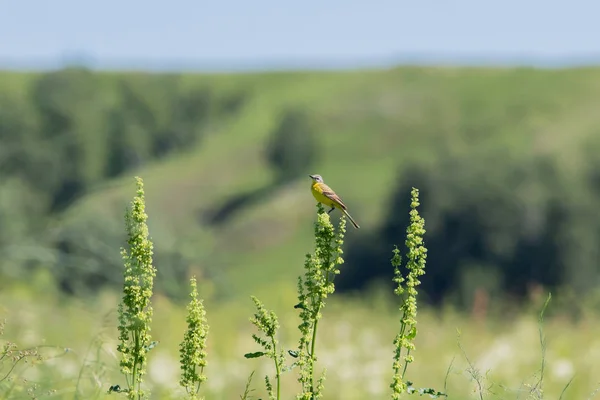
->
[[2, 0, 600, 71]]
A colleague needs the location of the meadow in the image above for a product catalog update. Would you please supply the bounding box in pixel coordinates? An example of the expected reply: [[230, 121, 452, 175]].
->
[[3, 66, 600, 399], [2, 178, 599, 400]]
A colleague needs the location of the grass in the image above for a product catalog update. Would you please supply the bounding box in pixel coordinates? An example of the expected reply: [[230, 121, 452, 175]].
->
[[2, 176, 599, 399], [2, 280, 599, 398]]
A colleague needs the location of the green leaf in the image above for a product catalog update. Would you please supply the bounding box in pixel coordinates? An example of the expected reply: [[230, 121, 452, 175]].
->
[[244, 351, 266, 359], [107, 385, 128, 394], [405, 382, 447, 398]]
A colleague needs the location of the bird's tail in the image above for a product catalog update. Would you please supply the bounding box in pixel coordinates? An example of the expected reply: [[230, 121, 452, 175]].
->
[[342, 209, 360, 229]]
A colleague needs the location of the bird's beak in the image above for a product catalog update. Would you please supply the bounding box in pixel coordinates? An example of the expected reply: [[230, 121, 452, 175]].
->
[[309, 174, 315, 179]]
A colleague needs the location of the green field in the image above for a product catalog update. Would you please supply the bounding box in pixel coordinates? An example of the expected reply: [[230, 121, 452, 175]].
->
[[2, 268, 599, 399], [2, 66, 600, 399]]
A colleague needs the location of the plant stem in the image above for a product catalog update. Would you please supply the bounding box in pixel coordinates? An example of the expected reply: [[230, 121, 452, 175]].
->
[[309, 304, 320, 396], [134, 329, 140, 399], [195, 365, 203, 395], [401, 348, 412, 380], [309, 264, 332, 398], [270, 336, 281, 400], [398, 305, 409, 380], [394, 322, 407, 378]]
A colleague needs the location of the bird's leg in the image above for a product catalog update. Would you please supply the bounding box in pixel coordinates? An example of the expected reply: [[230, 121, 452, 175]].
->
[[328, 206, 335, 214]]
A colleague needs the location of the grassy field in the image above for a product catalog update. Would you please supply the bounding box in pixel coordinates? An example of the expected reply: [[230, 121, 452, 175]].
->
[[1, 275, 599, 399], [4, 66, 600, 398]]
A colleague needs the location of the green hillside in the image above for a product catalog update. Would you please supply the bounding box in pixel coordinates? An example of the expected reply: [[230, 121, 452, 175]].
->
[[3, 66, 600, 307]]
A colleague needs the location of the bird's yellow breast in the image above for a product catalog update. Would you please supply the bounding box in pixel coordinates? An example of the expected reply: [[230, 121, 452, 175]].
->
[[311, 182, 335, 207]]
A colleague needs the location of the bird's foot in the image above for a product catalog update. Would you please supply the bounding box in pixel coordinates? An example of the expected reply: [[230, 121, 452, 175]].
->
[[327, 207, 335, 214]]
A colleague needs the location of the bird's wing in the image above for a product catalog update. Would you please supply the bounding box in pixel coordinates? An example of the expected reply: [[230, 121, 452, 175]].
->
[[320, 183, 347, 210]]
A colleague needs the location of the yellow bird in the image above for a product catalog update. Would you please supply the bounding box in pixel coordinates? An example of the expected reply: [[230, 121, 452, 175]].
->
[[309, 174, 360, 229]]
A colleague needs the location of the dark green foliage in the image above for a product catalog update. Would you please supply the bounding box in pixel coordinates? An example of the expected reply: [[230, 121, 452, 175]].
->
[[105, 107, 146, 177], [161, 86, 212, 156], [0, 68, 250, 293], [341, 149, 600, 307], [266, 108, 318, 181], [218, 90, 249, 115], [0, 94, 37, 177], [30, 67, 105, 210], [105, 76, 212, 177], [0, 179, 46, 253], [53, 212, 125, 294]]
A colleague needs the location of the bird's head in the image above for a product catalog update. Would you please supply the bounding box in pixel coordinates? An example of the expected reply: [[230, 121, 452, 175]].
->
[[309, 174, 324, 183]]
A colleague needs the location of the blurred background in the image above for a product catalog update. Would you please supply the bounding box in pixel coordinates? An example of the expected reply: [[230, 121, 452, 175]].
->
[[2, 0, 600, 398]]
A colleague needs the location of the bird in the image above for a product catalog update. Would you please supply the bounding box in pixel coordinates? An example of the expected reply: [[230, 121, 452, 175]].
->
[[309, 174, 360, 229]]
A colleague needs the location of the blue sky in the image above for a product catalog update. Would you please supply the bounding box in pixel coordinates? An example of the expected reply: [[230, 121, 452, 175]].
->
[[2, 0, 600, 70]]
